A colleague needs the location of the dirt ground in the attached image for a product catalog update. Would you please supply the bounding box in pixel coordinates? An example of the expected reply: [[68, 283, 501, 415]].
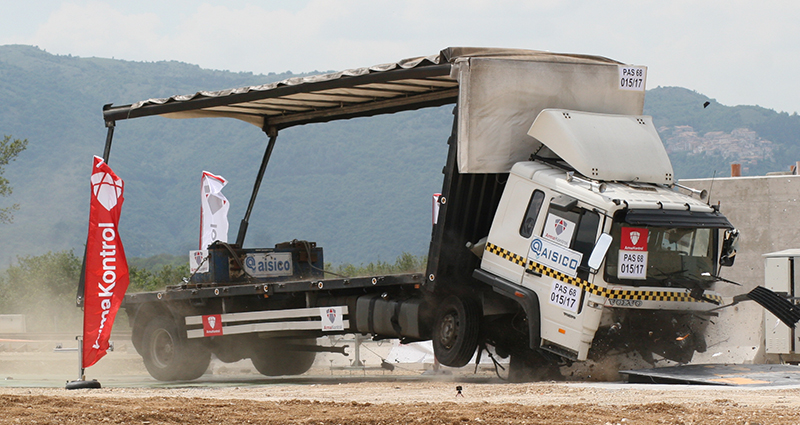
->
[[2, 380, 800, 424], [2, 337, 799, 424]]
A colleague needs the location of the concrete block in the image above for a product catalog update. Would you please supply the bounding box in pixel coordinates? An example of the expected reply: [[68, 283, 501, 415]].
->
[[681, 175, 800, 363]]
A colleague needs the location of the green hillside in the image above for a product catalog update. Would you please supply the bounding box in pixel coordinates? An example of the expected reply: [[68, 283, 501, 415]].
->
[[1, 45, 799, 268], [645, 86, 800, 177], [0, 45, 449, 267]]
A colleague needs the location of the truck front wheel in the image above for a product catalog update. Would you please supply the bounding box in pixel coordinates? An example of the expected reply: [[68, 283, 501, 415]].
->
[[141, 316, 211, 381], [432, 296, 481, 367], [250, 338, 317, 376]]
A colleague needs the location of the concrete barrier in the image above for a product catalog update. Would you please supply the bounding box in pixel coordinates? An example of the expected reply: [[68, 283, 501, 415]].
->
[[682, 174, 800, 364]]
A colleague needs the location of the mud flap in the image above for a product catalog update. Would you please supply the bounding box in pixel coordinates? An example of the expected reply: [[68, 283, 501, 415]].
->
[[747, 286, 800, 328]]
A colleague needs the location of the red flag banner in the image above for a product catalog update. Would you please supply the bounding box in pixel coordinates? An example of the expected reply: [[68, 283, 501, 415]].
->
[[83, 156, 129, 368]]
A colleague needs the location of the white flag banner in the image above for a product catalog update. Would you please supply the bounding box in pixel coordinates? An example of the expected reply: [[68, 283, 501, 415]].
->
[[200, 171, 230, 249]]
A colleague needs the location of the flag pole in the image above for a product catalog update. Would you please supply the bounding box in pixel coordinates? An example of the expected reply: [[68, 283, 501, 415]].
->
[[77, 336, 83, 380], [67, 124, 116, 390], [66, 337, 100, 389]]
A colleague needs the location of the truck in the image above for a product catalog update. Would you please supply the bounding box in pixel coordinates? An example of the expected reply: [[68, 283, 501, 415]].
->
[[99, 47, 741, 381]]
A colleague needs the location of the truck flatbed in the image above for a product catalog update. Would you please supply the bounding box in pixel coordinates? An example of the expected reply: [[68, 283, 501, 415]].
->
[[123, 272, 424, 305]]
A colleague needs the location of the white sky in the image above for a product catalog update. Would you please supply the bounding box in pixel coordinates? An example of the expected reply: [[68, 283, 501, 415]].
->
[[1, 0, 799, 113]]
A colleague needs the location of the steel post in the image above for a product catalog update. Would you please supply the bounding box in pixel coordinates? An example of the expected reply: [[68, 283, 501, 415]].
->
[[236, 127, 278, 247]]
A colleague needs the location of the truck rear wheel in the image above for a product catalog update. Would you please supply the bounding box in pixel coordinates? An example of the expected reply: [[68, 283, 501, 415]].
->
[[141, 316, 211, 381], [432, 296, 481, 367], [250, 338, 317, 376]]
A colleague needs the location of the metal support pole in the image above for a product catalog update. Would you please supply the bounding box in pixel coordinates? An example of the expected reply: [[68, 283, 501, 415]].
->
[[65, 335, 100, 389], [77, 335, 84, 380], [236, 126, 278, 247], [352, 334, 365, 367], [102, 121, 115, 163]]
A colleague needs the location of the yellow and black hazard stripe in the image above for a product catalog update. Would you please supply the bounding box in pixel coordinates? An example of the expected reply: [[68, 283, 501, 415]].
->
[[485, 242, 527, 267], [486, 242, 723, 304]]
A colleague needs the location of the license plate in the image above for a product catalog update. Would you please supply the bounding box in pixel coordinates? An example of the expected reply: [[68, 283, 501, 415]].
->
[[549, 280, 580, 313]]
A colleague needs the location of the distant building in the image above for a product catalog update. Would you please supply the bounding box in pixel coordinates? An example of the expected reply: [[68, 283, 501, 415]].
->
[[660, 126, 774, 165]]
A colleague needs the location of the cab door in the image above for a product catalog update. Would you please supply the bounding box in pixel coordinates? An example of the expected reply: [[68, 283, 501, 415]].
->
[[481, 176, 549, 285], [522, 194, 603, 360]]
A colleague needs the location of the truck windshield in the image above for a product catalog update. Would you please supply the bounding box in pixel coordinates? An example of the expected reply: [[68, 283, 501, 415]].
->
[[604, 221, 717, 287]]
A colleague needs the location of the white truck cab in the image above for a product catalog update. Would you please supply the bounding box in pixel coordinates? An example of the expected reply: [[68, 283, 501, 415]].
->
[[481, 109, 732, 363]]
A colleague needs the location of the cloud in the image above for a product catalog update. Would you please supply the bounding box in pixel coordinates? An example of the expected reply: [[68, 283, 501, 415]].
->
[[8, 0, 800, 113], [21, 1, 588, 73], [164, 2, 351, 72], [27, 2, 162, 60]]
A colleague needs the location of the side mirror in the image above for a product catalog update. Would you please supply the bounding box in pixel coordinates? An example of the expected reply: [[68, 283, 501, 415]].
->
[[588, 233, 613, 273], [719, 229, 739, 267]]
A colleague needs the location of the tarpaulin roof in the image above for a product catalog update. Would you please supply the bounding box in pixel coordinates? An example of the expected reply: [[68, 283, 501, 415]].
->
[[101, 47, 623, 131]]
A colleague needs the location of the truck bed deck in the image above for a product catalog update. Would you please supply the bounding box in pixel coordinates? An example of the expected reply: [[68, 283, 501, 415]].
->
[[123, 272, 424, 305]]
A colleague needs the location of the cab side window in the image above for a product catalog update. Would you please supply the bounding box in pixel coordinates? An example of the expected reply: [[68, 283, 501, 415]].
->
[[519, 190, 545, 238], [572, 210, 600, 266], [542, 205, 600, 278]]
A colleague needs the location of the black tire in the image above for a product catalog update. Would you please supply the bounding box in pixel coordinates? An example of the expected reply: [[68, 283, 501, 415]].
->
[[250, 338, 317, 376], [141, 316, 211, 381], [210, 335, 248, 363], [432, 296, 481, 367]]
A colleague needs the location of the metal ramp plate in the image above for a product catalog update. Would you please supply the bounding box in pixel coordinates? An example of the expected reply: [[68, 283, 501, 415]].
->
[[622, 364, 800, 386]]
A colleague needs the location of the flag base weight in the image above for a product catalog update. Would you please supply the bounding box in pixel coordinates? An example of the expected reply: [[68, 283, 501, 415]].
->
[[66, 336, 101, 390], [65, 379, 101, 390]]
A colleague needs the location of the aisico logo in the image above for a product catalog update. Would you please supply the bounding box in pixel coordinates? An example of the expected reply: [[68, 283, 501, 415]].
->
[[91, 167, 123, 211]]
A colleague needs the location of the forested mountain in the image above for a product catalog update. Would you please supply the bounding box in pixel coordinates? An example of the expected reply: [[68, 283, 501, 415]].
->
[[645, 86, 800, 177], [0, 45, 449, 267], [1, 45, 798, 268]]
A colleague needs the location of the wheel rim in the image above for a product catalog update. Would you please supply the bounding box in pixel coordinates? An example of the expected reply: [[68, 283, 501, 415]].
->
[[438, 311, 459, 349], [150, 328, 175, 368]]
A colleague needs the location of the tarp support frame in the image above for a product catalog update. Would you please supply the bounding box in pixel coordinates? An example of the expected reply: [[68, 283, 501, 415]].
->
[[236, 126, 278, 247], [101, 64, 453, 126], [102, 120, 115, 163]]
